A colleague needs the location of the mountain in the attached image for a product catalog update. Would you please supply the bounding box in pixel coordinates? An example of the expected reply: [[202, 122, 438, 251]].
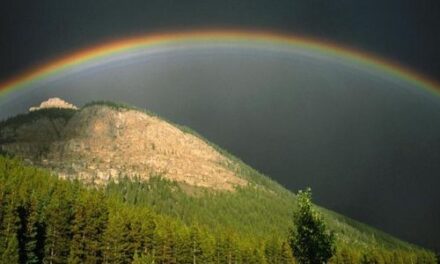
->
[[0, 99, 436, 263], [1, 98, 245, 190]]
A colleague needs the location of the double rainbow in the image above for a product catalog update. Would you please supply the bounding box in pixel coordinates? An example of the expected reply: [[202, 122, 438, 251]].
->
[[0, 30, 439, 98]]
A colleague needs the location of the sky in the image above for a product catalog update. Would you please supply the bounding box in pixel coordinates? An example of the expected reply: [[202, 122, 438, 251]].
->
[[1, 0, 440, 251]]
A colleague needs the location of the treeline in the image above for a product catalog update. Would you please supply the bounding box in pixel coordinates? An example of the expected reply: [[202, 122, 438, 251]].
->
[[0, 156, 436, 263]]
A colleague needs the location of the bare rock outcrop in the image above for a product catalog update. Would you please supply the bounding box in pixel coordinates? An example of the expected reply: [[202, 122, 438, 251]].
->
[[29, 97, 78, 111]]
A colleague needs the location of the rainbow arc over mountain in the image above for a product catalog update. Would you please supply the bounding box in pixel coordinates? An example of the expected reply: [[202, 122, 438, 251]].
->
[[0, 30, 439, 98]]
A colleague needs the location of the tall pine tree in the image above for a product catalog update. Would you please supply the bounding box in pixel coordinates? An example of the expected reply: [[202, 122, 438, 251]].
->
[[289, 188, 335, 264], [68, 192, 108, 264]]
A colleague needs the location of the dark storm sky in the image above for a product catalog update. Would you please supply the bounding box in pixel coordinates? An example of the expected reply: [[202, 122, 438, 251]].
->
[[1, 0, 440, 251]]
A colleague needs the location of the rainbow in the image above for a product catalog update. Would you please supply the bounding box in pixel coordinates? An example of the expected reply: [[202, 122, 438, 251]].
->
[[0, 30, 439, 98]]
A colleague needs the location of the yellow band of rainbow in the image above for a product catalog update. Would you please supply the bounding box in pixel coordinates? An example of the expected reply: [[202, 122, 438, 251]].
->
[[0, 30, 439, 98]]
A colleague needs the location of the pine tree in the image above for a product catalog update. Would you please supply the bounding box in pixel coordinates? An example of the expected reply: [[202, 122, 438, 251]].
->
[[216, 232, 237, 264], [128, 213, 148, 259], [416, 250, 438, 264], [265, 238, 281, 264], [289, 188, 335, 264], [24, 203, 40, 264], [175, 227, 192, 264], [1, 235, 20, 263], [68, 192, 108, 264], [280, 241, 296, 264], [359, 249, 384, 264], [17, 198, 44, 264], [143, 217, 156, 258], [189, 225, 203, 264], [44, 186, 74, 264], [334, 247, 355, 264], [131, 251, 155, 264], [157, 225, 176, 264], [0, 192, 20, 262], [103, 211, 131, 263], [251, 246, 267, 264]]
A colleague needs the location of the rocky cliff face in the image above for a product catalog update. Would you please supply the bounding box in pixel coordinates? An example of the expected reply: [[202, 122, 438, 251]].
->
[[0, 100, 246, 190]]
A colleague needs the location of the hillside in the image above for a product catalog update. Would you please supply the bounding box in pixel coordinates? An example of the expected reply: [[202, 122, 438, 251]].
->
[[0, 99, 245, 190], [0, 99, 436, 263]]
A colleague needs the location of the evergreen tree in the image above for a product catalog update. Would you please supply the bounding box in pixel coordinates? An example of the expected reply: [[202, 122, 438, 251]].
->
[[280, 241, 296, 264], [215, 232, 237, 264], [128, 217, 146, 255], [359, 249, 385, 264], [68, 192, 108, 264], [103, 210, 132, 263], [1, 235, 19, 263], [157, 225, 176, 264], [289, 188, 335, 264], [189, 225, 203, 264], [44, 186, 74, 264], [132, 251, 155, 264], [251, 246, 267, 264], [17, 198, 45, 264], [416, 250, 438, 264], [143, 217, 157, 258], [0, 192, 20, 262], [175, 229, 191, 264], [265, 237, 281, 264], [333, 247, 357, 264]]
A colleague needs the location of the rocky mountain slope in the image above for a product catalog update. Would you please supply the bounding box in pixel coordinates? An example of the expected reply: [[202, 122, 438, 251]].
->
[[0, 98, 245, 190]]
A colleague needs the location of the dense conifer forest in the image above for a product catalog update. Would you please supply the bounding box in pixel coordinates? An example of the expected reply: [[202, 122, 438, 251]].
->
[[0, 156, 437, 263]]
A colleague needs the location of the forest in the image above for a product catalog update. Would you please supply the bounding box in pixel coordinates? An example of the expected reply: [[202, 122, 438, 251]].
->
[[0, 156, 437, 263]]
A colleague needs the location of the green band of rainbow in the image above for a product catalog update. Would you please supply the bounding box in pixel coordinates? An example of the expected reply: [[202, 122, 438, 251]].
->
[[1, 30, 439, 98]]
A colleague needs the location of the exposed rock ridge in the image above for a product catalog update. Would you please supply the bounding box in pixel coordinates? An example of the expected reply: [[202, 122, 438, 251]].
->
[[29, 97, 78, 111]]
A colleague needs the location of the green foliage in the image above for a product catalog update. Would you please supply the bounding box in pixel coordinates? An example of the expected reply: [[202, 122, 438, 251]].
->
[[0, 187, 20, 262], [359, 250, 383, 264], [0, 156, 295, 264], [281, 241, 296, 264], [132, 251, 155, 264], [289, 188, 335, 264], [44, 185, 74, 263], [0, 156, 436, 264], [1, 235, 19, 263], [331, 246, 360, 264], [68, 191, 109, 264], [105, 176, 294, 240]]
